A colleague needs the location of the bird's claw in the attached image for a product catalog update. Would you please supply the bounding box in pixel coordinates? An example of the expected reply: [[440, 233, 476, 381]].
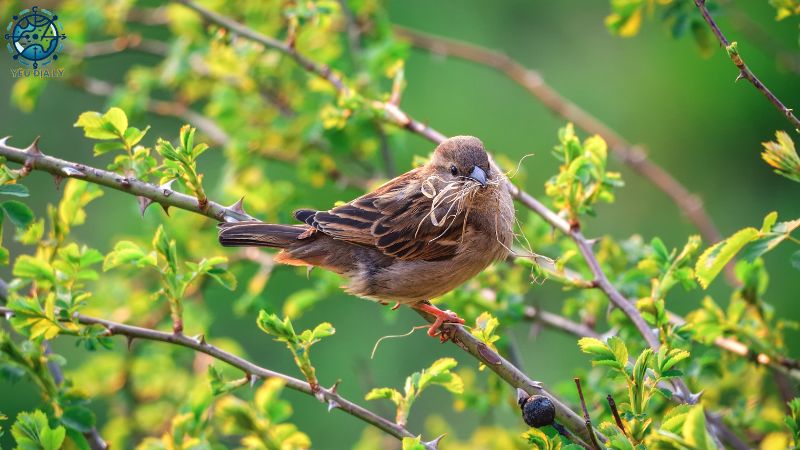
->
[[427, 309, 464, 342]]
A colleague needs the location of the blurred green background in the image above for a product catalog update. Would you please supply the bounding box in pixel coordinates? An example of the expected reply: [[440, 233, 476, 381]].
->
[[0, 0, 798, 448]]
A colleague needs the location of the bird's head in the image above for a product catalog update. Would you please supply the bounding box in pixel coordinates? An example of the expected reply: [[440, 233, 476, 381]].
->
[[430, 136, 492, 188]]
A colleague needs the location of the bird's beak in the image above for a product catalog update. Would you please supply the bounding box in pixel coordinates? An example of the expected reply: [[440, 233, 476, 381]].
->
[[468, 166, 487, 187]]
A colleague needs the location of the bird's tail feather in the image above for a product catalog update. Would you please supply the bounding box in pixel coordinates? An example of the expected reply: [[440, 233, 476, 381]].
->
[[218, 222, 306, 248]]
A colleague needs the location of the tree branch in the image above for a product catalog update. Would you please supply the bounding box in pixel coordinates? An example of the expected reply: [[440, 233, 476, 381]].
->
[[0, 306, 433, 449], [0, 136, 253, 222], [693, 0, 800, 131], [415, 310, 600, 448]]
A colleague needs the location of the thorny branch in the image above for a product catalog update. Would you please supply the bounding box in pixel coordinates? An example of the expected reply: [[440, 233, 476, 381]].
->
[[0, 307, 435, 450], [415, 310, 600, 448], [693, 0, 800, 131]]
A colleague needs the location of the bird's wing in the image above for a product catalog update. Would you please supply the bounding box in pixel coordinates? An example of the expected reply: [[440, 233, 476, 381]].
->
[[295, 169, 469, 261]]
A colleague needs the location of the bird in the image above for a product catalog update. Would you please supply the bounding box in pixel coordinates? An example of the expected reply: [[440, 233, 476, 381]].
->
[[218, 136, 515, 339]]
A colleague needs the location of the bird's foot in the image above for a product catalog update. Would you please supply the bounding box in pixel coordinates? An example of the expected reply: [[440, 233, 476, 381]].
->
[[413, 302, 465, 342]]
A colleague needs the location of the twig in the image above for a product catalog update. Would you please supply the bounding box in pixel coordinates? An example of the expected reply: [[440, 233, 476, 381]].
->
[[393, 25, 726, 249], [0, 137, 253, 222], [524, 305, 601, 339], [693, 0, 800, 131], [0, 306, 434, 449], [606, 394, 628, 437], [413, 310, 599, 447], [669, 312, 800, 380], [72, 35, 169, 58], [574, 378, 601, 450]]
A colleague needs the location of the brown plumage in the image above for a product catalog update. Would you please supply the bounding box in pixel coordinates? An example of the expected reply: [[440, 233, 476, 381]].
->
[[219, 136, 515, 338]]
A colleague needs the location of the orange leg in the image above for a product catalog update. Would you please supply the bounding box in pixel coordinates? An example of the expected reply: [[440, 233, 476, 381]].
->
[[412, 301, 465, 342]]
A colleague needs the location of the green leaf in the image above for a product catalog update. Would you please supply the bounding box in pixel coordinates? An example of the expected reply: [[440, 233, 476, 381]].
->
[[740, 218, 800, 262], [103, 241, 156, 271], [401, 436, 426, 450], [0, 184, 29, 197], [92, 141, 125, 156], [0, 201, 33, 228], [310, 322, 335, 340], [11, 410, 66, 450], [206, 267, 237, 291], [365, 387, 403, 406], [74, 111, 118, 140], [123, 126, 149, 148], [417, 357, 463, 394], [59, 406, 96, 433], [695, 227, 759, 289], [256, 310, 297, 342], [104, 107, 128, 135], [13, 255, 55, 284], [651, 237, 670, 266], [608, 336, 629, 368], [761, 130, 800, 183], [682, 405, 712, 450]]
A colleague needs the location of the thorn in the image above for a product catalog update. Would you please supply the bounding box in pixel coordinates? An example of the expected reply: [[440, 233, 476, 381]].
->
[[329, 379, 341, 394], [735, 71, 745, 82], [138, 196, 153, 217], [250, 374, 259, 388], [3, 310, 13, 320], [192, 334, 206, 345], [228, 196, 246, 215], [160, 179, 177, 196], [306, 265, 313, 279], [61, 166, 85, 178], [53, 174, 63, 190], [25, 136, 42, 155], [327, 399, 341, 412], [516, 388, 530, 407], [0, 136, 11, 147], [687, 390, 704, 404], [160, 203, 171, 215], [422, 434, 446, 449], [126, 335, 135, 351]]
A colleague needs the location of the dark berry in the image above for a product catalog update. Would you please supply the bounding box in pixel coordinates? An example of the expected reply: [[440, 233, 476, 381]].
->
[[521, 395, 556, 428]]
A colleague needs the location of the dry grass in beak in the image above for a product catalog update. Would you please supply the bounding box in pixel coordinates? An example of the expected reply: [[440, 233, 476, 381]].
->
[[418, 175, 482, 242]]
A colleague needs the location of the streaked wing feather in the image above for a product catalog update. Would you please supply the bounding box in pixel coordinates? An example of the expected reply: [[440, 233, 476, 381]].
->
[[295, 169, 467, 261]]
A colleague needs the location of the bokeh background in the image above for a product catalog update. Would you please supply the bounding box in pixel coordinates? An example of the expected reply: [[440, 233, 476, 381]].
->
[[0, 0, 798, 448]]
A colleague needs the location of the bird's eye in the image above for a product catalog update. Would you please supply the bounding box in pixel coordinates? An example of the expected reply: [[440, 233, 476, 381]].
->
[[450, 165, 458, 176]]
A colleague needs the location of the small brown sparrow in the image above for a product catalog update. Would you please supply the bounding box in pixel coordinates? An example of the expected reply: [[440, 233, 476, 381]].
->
[[219, 136, 515, 338]]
